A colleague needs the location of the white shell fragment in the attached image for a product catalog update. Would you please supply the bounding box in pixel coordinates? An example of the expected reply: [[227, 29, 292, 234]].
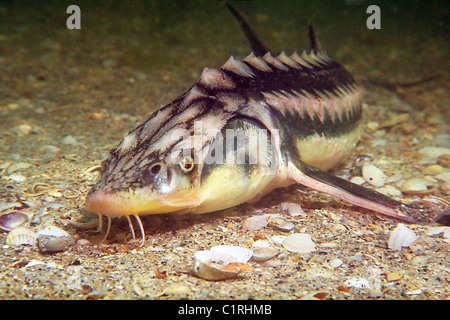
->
[[281, 202, 304, 216], [267, 215, 296, 231], [242, 215, 270, 231], [376, 185, 403, 198], [418, 146, 450, 160], [426, 226, 450, 240], [344, 277, 370, 289], [210, 245, 253, 263], [37, 225, 74, 252], [400, 178, 436, 195], [277, 221, 295, 232], [282, 233, 317, 253], [388, 224, 417, 251], [5, 226, 37, 247], [0, 211, 33, 231], [362, 164, 387, 187], [251, 247, 281, 262], [192, 245, 252, 280]]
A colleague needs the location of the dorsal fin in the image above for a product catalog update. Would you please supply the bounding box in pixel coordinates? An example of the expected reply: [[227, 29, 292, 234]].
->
[[226, 3, 270, 57], [308, 23, 322, 53]]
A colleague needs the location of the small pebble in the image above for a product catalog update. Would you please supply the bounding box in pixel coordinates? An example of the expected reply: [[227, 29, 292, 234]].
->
[[385, 272, 403, 282], [7, 174, 27, 182], [405, 289, 423, 296], [11, 124, 32, 134], [366, 121, 379, 131], [39, 145, 60, 154], [76, 238, 91, 245], [61, 135, 78, 145], [329, 258, 343, 269]]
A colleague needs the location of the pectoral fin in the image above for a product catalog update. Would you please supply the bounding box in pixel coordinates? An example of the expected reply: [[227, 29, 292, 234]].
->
[[288, 156, 417, 222]]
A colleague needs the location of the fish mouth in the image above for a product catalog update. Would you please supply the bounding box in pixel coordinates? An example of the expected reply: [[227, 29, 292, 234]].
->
[[85, 188, 201, 217]]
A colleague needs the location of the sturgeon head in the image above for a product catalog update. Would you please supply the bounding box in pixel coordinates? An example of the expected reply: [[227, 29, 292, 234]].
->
[[86, 64, 281, 220]]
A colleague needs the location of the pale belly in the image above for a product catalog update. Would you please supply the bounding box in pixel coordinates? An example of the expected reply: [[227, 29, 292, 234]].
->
[[295, 128, 361, 171]]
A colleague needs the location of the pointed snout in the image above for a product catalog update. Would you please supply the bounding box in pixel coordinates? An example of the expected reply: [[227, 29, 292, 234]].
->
[[85, 187, 201, 217]]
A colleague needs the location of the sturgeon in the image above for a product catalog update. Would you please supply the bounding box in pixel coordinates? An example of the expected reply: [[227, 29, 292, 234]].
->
[[86, 5, 418, 244]]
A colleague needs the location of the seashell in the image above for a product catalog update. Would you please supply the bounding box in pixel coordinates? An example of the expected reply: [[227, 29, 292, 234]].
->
[[267, 215, 295, 231], [437, 154, 450, 168], [261, 259, 282, 268], [388, 224, 417, 251], [37, 225, 74, 252], [7, 174, 26, 182], [281, 202, 304, 216], [418, 146, 450, 160], [61, 135, 78, 145], [251, 247, 280, 262], [282, 233, 317, 253], [426, 226, 450, 239], [270, 235, 286, 246], [375, 185, 402, 198], [192, 246, 253, 281], [210, 245, 253, 263], [11, 124, 32, 134], [242, 214, 270, 231], [349, 176, 366, 185], [5, 226, 37, 247], [192, 251, 240, 280], [434, 209, 450, 226], [362, 164, 387, 187], [6, 162, 32, 174], [421, 164, 445, 175], [277, 221, 295, 232], [400, 178, 436, 195], [435, 172, 450, 183], [0, 211, 34, 231], [252, 240, 270, 248]]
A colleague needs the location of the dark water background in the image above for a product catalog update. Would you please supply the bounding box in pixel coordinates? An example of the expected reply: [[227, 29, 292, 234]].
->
[[1, 0, 448, 74]]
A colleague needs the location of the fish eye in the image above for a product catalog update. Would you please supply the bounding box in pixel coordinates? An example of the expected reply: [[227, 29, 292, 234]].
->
[[179, 156, 194, 173], [149, 163, 162, 175]]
